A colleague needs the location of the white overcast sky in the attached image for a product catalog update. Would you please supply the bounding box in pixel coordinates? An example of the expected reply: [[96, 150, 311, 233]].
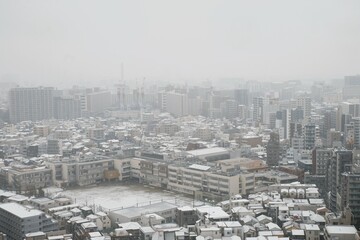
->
[[0, 0, 359, 87]]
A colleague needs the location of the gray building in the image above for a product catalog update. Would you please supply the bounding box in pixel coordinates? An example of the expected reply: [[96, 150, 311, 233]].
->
[[109, 202, 177, 225], [176, 206, 198, 227], [324, 225, 359, 240], [341, 170, 360, 228], [303, 124, 316, 150], [234, 89, 249, 106], [9, 87, 54, 123], [53, 96, 81, 120], [252, 97, 264, 124], [312, 148, 332, 175], [352, 117, 360, 149], [5, 167, 52, 194], [343, 75, 360, 99], [327, 150, 353, 212], [0, 202, 58, 240], [266, 132, 280, 167]]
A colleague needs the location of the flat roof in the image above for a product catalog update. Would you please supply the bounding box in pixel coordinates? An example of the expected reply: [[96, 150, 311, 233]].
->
[[224, 221, 242, 227], [178, 206, 194, 211], [30, 197, 54, 204], [111, 202, 177, 219], [25, 232, 46, 237], [197, 206, 229, 219], [0, 202, 43, 218], [292, 230, 304, 235], [326, 225, 357, 234], [188, 164, 211, 171], [187, 147, 228, 156], [304, 224, 320, 231]]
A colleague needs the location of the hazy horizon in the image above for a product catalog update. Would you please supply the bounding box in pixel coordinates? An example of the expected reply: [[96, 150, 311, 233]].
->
[[1, 0, 359, 88]]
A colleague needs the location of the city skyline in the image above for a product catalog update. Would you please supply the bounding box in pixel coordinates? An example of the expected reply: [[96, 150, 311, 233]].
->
[[2, 1, 360, 238]]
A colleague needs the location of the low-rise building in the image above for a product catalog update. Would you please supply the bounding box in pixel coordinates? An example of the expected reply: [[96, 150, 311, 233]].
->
[[324, 225, 360, 240], [176, 206, 198, 227], [4, 166, 52, 193], [109, 202, 177, 225], [167, 163, 242, 201]]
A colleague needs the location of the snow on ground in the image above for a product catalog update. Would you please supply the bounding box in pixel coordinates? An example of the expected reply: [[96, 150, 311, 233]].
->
[[53, 183, 198, 211]]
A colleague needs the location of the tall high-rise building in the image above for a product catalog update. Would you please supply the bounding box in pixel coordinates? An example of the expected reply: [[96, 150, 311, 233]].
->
[[165, 92, 188, 117], [341, 101, 360, 118], [234, 89, 249, 106], [276, 109, 291, 139], [224, 99, 238, 119], [312, 148, 333, 175], [252, 97, 264, 124], [291, 107, 304, 122], [289, 122, 302, 140], [86, 90, 112, 114], [303, 123, 316, 150], [322, 109, 337, 139], [53, 97, 81, 120], [327, 150, 353, 212], [343, 75, 360, 99], [188, 97, 202, 116], [263, 98, 279, 128], [296, 97, 311, 119], [352, 117, 360, 149], [238, 105, 247, 120], [9, 87, 54, 123], [266, 132, 280, 166], [158, 92, 167, 111], [341, 171, 360, 228]]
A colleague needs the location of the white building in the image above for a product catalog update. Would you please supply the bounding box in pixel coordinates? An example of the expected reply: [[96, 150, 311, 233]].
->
[[324, 225, 360, 240], [165, 92, 188, 117]]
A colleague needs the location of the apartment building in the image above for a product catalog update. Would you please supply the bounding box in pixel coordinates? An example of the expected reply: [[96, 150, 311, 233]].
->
[[155, 123, 180, 136], [186, 147, 230, 162], [324, 225, 360, 240], [327, 150, 353, 212], [109, 202, 178, 224], [8, 87, 55, 123], [5, 166, 52, 193], [113, 158, 133, 181], [0, 202, 58, 240], [167, 163, 250, 201], [46, 156, 114, 187], [176, 206, 198, 227], [139, 160, 168, 188], [341, 166, 360, 228], [53, 96, 81, 120], [33, 125, 50, 137], [76, 157, 114, 186], [165, 92, 188, 117], [193, 128, 213, 141], [312, 148, 332, 175]]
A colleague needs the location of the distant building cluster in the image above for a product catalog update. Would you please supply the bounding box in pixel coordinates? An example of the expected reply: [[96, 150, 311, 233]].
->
[[1, 76, 360, 238]]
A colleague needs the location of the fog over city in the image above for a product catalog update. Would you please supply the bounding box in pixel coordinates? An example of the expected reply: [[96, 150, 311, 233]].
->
[[1, 0, 360, 88], [2, 1, 360, 240]]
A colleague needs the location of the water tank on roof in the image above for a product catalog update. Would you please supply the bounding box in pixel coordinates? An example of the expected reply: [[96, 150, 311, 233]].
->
[[289, 188, 297, 198], [297, 189, 305, 199], [281, 189, 289, 197]]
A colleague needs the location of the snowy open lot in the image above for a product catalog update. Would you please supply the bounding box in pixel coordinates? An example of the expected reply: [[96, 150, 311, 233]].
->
[[49, 183, 197, 211]]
